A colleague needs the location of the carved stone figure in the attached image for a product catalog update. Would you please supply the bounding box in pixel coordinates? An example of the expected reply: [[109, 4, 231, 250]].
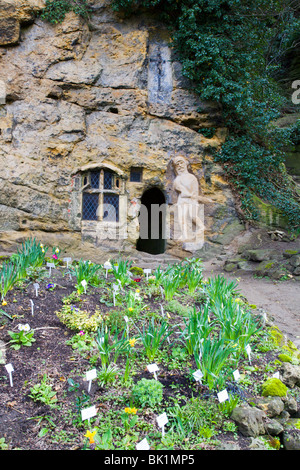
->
[[172, 155, 212, 248]]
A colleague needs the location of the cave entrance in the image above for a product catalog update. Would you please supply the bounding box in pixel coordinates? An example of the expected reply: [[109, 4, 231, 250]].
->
[[136, 187, 166, 255]]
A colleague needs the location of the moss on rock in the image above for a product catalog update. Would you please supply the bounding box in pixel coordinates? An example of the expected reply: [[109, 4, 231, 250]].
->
[[261, 377, 288, 397]]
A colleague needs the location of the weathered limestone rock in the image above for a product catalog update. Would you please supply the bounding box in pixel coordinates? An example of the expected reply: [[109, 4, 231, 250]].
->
[[264, 418, 284, 436], [231, 405, 266, 437], [282, 420, 300, 450], [254, 397, 285, 418], [0, 2, 242, 260], [280, 363, 300, 388]]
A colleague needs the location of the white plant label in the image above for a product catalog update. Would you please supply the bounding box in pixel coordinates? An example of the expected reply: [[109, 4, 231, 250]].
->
[[33, 283, 39, 297], [273, 371, 280, 379], [81, 405, 97, 423], [147, 363, 159, 380], [233, 369, 240, 381], [144, 268, 151, 280], [86, 369, 97, 393], [63, 257, 72, 268], [136, 438, 150, 450], [81, 280, 87, 293], [245, 344, 252, 363], [30, 299, 34, 316], [112, 284, 119, 306], [159, 286, 164, 298], [160, 304, 164, 317], [193, 369, 204, 383], [104, 262, 111, 278], [47, 262, 55, 277], [156, 412, 168, 437], [5, 363, 14, 387], [217, 389, 229, 403], [124, 315, 129, 336]]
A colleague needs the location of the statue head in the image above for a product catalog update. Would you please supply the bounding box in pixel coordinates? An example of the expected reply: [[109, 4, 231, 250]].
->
[[172, 155, 189, 175]]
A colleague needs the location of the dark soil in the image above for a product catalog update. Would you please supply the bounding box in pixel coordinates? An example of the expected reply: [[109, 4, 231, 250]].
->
[[0, 265, 287, 451]]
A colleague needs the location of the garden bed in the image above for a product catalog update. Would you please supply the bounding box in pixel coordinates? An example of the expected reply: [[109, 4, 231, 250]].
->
[[0, 241, 299, 451]]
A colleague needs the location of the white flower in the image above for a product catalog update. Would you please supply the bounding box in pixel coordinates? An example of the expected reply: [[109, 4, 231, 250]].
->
[[18, 323, 30, 332]]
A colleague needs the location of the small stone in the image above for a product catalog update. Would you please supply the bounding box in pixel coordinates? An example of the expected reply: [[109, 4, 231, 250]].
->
[[290, 255, 300, 267], [283, 395, 298, 416], [265, 418, 284, 436]]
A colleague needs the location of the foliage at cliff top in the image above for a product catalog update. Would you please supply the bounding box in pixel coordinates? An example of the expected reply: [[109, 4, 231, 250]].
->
[[40, 0, 300, 229]]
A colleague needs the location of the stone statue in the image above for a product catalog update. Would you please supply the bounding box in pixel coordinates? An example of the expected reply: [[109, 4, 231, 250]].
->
[[172, 155, 212, 248]]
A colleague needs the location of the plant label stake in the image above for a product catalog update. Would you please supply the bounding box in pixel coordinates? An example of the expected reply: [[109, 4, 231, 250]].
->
[[81, 405, 97, 425], [63, 257, 72, 268], [5, 363, 14, 387], [104, 261, 112, 278], [144, 268, 151, 280], [81, 280, 87, 294], [193, 369, 203, 384], [30, 299, 34, 316], [33, 283, 39, 297], [160, 304, 164, 317], [124, 315, 129, 336], [217, 389, 229, 403], [86, 369, 97, 393], [156, 412, 168, 438], [136, 438, 150, 450], [112, 284, 119, 306], [47, 262, 55, 277], [147, 363, 159, 380], [273, 371, 280, 379], [245, 344, 252, 364], [233, 369, 240, 381], [159, 286, 164, 299]]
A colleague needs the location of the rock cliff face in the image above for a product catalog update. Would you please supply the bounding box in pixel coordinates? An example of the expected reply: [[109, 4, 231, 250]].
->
[[0, 0, 244, 262]]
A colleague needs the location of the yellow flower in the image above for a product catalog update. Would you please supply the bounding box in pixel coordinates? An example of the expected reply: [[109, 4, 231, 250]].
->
[[40, 244, 43, 248], [128, 307, 134, 312], [85, 430, 96, 444], [125, 407, 137, 415], [2, 300, 7, 306], [55, 248, 60, 253], [129, 338, 137, 347], [136, 289, 140, 293]]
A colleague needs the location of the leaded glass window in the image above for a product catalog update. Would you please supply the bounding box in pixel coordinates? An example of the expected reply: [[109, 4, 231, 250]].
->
[[82, 193, 98, 220], [82, 168, 120, 223], [103, 194, 119, 222]]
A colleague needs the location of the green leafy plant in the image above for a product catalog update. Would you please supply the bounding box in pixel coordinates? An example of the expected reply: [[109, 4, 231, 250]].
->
[[194, 336, 236, 390], [40, 0, 91, 24], [0, 261, 18, 302], [29, 374, 58, 408], [8, 327, 36, 350], [56, 304, 103, 332], [68, 259, 102, 294], [96, 324, 128, 367], [168, 396, 223, 438], [111, 259, 133, 288], [136, 317, 173, 361], [131, 378, 163, 408], [97, 363, 119, 388], [180, 305, 215, 355]]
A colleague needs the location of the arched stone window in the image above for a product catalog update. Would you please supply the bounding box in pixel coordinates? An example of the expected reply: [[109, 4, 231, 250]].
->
[[81, 165, 123, 223]]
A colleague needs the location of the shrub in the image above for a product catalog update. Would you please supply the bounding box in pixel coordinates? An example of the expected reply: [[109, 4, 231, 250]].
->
[[131, 378, 163, 408]]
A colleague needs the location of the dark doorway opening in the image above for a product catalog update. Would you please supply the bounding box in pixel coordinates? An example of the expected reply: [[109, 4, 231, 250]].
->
[[136, 187, 166, 255]]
